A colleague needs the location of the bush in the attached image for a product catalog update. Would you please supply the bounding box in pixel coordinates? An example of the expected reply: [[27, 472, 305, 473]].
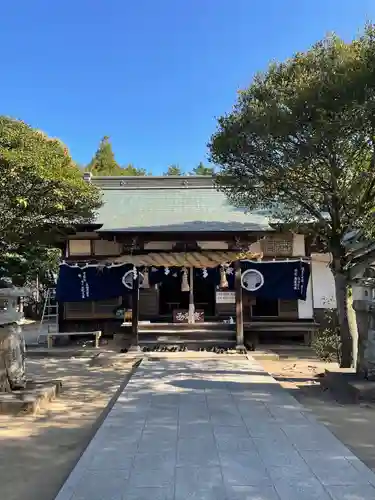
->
[[312, 327, 341, 362]]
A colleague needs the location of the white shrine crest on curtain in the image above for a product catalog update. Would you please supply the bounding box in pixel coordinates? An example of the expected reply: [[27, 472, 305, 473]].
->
[[122, 270, 145, 290], [241, 269, 264, 292]]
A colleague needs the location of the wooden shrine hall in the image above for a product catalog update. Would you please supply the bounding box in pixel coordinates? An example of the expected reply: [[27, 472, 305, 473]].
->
[[55, 175, 315, 350]]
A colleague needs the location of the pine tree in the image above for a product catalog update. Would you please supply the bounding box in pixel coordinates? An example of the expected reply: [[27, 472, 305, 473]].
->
[[120, 164, 148, 176], [87, 136, 119, 175], [191, 162, 214, 175], [164, 164, 183, 175]]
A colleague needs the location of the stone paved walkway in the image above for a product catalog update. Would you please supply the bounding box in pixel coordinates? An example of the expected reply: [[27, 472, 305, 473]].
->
[[55, 356, 375, 500]]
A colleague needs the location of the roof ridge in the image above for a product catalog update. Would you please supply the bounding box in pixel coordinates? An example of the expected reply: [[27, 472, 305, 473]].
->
[[89, 175, 215, 190]]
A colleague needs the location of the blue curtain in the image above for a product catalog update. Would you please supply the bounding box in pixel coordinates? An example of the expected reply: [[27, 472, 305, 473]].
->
[[240, 260, 310, 300], [56, 261, 311, 303], [56, 264, 133, 302], [149, 267, 183, 286]]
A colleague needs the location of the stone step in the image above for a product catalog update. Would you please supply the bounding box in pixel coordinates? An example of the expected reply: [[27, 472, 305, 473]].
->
[[138, 322, 236, 331], [139, 329, 236, 338], [247, 323, 317, 332], [139, 338, 235, 346]]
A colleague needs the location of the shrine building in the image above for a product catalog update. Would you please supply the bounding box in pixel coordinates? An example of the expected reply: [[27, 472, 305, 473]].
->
[[54, 174, 337, 349]]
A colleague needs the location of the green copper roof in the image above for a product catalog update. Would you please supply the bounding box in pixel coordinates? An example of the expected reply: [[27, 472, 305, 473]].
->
[[90, 176, 272, 233]]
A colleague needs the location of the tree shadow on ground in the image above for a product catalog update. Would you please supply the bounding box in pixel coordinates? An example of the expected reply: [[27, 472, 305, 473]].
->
[[0, 354, 138, 500], [259, 357, 375, 473], [163, 367, 375, 473]]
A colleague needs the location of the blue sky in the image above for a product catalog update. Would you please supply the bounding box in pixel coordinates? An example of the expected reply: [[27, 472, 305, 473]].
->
[[1, 1, 374, 173]]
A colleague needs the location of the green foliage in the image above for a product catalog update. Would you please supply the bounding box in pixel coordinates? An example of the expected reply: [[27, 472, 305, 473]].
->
[[209, 25, 375, 259], [164, 165, 183, 176], [120, 164, 148, 176], [208, 24, 375, 367], [86, 136, 119, 175], [190, 162, 214, 175], [0, 246, 60, 287], [312, 311, 341, 363], [0, 117, 102, 255], [86, 137, 148, 176], [312, 328, 341, 362]]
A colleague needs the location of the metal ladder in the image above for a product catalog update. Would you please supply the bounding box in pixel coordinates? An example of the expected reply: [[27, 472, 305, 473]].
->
[[37, 288, 58, 344]]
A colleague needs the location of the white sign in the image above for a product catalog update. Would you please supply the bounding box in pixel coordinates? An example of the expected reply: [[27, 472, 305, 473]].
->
[[216, 291, 235, 304]]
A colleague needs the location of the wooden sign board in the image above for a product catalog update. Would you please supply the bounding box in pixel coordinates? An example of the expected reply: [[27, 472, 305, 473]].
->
[[173, 309, 204, 323], [215, 291, 235, 304]]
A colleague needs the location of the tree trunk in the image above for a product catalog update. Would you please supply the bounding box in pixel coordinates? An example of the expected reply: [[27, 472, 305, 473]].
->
[[333, 271, 353, 368]]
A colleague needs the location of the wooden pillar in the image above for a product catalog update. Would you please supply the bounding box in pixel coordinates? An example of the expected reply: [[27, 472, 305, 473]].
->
[[235, 260, 244, 349], [131, 268, 140, 349], [188, 266, 195, 324]]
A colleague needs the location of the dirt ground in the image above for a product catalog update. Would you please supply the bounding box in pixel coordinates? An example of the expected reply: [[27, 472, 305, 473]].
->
[[0, 354, 137, 500], [260, 345, 375, 472]]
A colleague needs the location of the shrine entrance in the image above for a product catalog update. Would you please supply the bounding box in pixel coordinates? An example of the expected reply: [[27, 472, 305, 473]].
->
[[159, 275, 189, 314], [158, 268, 216, 318]]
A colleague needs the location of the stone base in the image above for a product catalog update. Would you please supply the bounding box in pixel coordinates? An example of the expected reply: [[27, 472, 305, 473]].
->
[[113, 333, 133, 350], [0, 379, 62, 415], [236, 345, 247, 354], [128, 345, 142, 353], [321, 368, 375, 403]]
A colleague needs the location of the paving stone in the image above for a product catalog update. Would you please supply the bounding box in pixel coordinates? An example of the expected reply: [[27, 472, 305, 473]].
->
[[218, 449, 262, 468], [122, 486, 174, 500], [212, 424, 250, 438], [178, 410, 211, 423], [267, 464, 311, 483], [215, 435, 257, 452], [137, 437, 176, 453], [71, 470, 127, 500], [128, 467, 175, 488], [209, 409, 245, 426], [53, 357, 375, 500], [174, 466, 225, 500], [87, 452, 133, 471], [300, 450, 373, 485], [273, 478, 332, 500], [254, 438, 307, 467], [132, 451, 176, 469], [347, 456, 375, 487], [178, 421, 214, 438], [221, 464, 272, 487], [245, 421, 285, 440], [177, 437, 219, 466], [225, 485, 281, 500], [281, 422, 348, 452], [325, 484, 375, 500]]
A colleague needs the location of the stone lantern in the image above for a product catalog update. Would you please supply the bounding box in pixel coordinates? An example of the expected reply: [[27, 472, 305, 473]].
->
[[0, 281, 30, 392], [352, 272, 375, 378]]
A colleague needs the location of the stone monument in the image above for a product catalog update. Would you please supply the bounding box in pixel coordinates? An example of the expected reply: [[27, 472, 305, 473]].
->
[[0, 280, 30, 392], [352, 275, 375, 378]]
